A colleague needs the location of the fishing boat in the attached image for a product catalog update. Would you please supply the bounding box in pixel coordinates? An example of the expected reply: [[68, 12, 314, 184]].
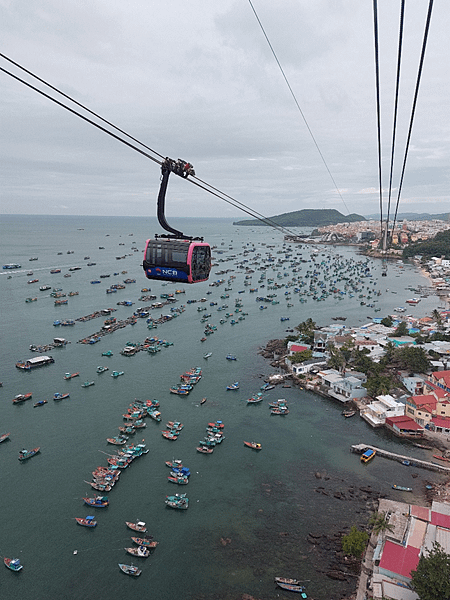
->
[[226, 354, 237, 360], [247, 392, 263, 404], [54, 392, 70, 400], [118, 563, 141, 577], [200, 397, 207, 404], [165, 497, 189, 509], [33, 400, 48, 408], [275, 577, 305, 586], [203, 352, 212, 359], [342, 410, 356, 418], [226, 382, 239, 390], [166, 493, 187, 501], [18, 447, 40, 461], [96, 365, 109, 373], [75, 516, 97, 527], [392, 484, 412, 492], [0, 432, 11, 443], [64, 372, 79, 379], [244, 441, 262, 450], [126, 521, 147, 533], [125, 546, 150, 558], [275, 581, 306, 594], [131, 537, 158, 548], [4, 557, 23, 572], [360, 448, 376, 463], [12, 392, 32, 404], [111, 371, 124, 378], [81, 381, 95, 387], [83, 495, 109, 508], [168, 475, 189, 485], [162, 431, 178, 440], [107, 436, 128, 445], [102, 350, 113, 356], [432, 455, 450, 462]]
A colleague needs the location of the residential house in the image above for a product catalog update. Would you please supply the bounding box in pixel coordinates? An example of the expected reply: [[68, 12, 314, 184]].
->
[[317, 369, 367, 403], [429, 369, 450, 392], [401, 376, 424, 396], [360, 395, 405, 428], [384, 415, 424, 438], [404, 394, 437, 427]]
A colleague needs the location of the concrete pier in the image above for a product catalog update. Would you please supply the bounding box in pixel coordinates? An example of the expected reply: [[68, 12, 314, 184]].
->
[[351, 443, 450, 474]]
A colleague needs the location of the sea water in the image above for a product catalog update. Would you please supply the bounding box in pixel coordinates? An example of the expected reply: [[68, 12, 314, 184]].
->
[[0, 214, 443, 600]]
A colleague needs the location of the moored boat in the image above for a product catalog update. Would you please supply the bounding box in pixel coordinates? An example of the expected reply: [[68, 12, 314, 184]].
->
[[275, 581, 306, 593], [12, 392, 32, 404], [226, 382, 239, 390], [118, 563, 141, 577], [125, 546, 150, 558], [83, 495, 109, 508], [33, 400, 48, 407], [131, 537, 158, 548], [81, 381, 95, 387], [361, 448, 376, 463], [126, 520, 147, 533], [54, 392, 70, 400], [243, 441, 262, 450], [64, 372, 79, 379], [197, 445, 213, 453], [0, 432, 11, 443], [75, 516, 97, 527], [392, 484, 412, 492], [18, 447, 40, 461], [4, 557, 23, 572]]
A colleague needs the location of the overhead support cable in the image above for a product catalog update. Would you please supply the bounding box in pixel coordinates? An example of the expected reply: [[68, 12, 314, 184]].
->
[[386, 0, 405, 236], [391, 0, 434, 235], [0, 58, 303, 239], [247, 0, 350, 215], [372, 0, 384, 242]]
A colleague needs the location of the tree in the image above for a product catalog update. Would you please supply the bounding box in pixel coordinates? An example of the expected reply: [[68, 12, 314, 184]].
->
[[327, 343, 346, 371], [411, 542, 450, 600], [389, 321, 408, 337], [368, 511, 394, 536], [295, 318, 316, 346], [381, 316, 393, 327], [432, 309, 444, 331], [290, 349, 312, 364], [341, 526, 369, 558], [364, 374, 395, 398], [397, 346, 430, 373]]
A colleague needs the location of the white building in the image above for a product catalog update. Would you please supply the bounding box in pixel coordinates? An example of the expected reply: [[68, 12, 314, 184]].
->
[[360, 394, 405, 428]]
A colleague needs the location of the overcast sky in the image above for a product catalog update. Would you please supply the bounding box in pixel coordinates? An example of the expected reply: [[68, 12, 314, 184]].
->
[[1, 0, 448, 219]]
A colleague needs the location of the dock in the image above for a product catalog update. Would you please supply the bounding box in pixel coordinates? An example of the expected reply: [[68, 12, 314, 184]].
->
[[351, 443, 450, 474]]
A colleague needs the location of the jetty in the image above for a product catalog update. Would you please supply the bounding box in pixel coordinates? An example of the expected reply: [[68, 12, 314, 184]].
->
[[351, 443, 450, 474]]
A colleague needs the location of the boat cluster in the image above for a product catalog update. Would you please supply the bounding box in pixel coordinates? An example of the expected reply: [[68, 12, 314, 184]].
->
[[197, 420, 225, 454], [169, 366, 202, 396]]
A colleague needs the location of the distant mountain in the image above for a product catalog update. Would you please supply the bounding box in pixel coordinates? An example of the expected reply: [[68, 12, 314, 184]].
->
[[233, 209, 365, 227], [365, 212, 450, 222], [403, 228, 450, 260]]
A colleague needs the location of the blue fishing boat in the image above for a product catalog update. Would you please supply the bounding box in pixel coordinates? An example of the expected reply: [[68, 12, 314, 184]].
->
[[118, 563, 141, 577], [226, 381, 239, 390], [75, 515, 97, 527], [4, 557, 23, 571]]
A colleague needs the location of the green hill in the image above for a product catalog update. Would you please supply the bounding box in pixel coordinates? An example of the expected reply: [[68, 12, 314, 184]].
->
[[403, 228, 450, 260], [233, 209, 365, 227]]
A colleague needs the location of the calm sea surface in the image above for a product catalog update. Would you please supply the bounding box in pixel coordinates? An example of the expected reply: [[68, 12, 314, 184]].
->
[[0, 215, 444, 600]]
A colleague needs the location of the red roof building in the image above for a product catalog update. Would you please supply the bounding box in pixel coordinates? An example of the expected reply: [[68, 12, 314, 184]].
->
[[385, 415, 424, 437]]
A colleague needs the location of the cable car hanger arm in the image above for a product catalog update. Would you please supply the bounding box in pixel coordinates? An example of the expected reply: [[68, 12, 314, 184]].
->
[[156, 157, 202, 241]]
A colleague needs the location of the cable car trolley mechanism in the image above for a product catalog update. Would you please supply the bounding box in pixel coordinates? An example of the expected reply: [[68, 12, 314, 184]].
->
[[143, 158, 211, 284]]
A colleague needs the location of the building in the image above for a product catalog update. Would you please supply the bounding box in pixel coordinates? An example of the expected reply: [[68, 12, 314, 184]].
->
[[360, 395, 406, 428], [384, 415, 424, 438], [370, 499, 450, 599], [317, 369, 367, 403]]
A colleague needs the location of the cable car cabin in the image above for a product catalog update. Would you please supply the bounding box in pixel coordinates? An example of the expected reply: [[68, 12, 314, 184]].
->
[[143, 239, 211, 284]]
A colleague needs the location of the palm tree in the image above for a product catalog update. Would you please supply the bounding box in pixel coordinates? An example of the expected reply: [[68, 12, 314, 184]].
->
[[369, 511, 394, 536], [432, 309, 443, 331]]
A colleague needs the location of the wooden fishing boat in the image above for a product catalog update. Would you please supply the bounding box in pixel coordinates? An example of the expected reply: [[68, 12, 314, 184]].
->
[[125, 546, 150, 558], [18, 447, 40, 461], [0, 432, 11, 443], [4, 557, 23, 572], [226, 382, 239, 390], [275, 577, 305, 586], [33, 400, 48, 407], [200, 397, 207, 404], [433, 455, 450, 462], [131, 537, 158, 548], [342, 410, 356, 417], [165, 498, 189, 509], [107, 437, 128, 445], [126, 521, 147, 533], [12, 392, 32, 404], [247, 393, 263, 404], [63, 372, 79, 379], [53, 392, 70, 400], [275, 581, 306, 593], [83, 495, 109, 508], [168, 475, 188, 485], [244, 441, 262, 450], [162, 431, 178, 440], [81, 381, 95, 388], [392, 484, 412, 492], [75, 516, 97, 527], [118, 563, 141, 577], [165, 459, 183, 468]]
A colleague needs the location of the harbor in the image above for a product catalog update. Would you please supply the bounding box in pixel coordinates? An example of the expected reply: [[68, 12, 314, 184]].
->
[[0, 214, 448, 600], [351, 443, 450, 474]]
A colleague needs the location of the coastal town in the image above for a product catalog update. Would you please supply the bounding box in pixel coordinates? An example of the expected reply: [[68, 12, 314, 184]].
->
[[260, 298, 450, 600]]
